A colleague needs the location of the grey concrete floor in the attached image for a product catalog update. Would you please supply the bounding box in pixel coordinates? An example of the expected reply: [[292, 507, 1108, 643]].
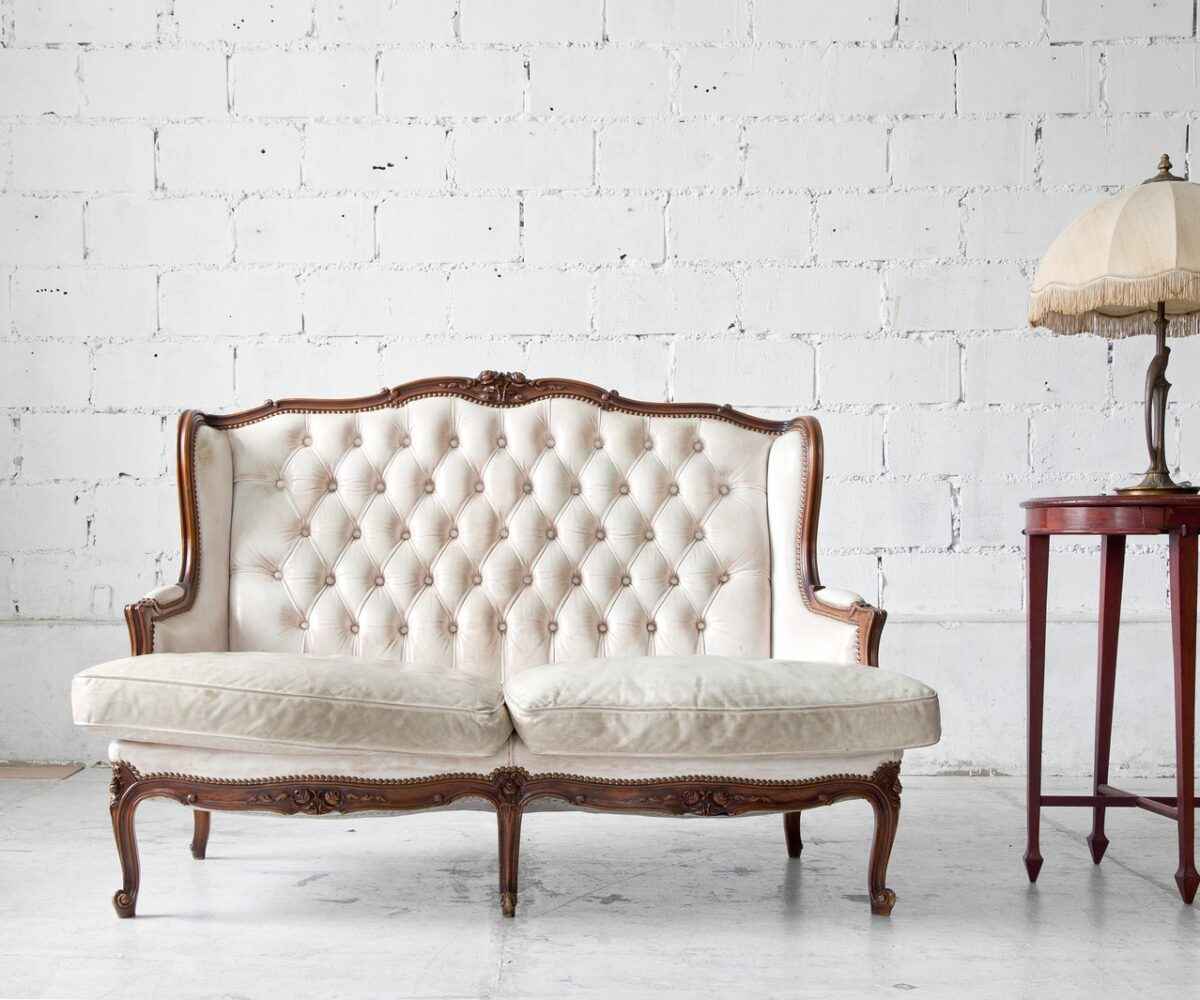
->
[[0, 767, 1196, 999]]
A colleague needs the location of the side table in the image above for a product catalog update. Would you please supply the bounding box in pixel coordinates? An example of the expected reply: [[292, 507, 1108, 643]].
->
[[1022, 495, 1198, 903]]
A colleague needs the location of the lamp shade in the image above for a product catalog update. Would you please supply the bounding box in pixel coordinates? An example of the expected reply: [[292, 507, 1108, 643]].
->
[[1029, 167, 1200, 338]]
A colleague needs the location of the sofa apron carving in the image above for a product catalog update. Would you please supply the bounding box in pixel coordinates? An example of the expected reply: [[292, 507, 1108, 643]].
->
[[73, 371, 941, 918]]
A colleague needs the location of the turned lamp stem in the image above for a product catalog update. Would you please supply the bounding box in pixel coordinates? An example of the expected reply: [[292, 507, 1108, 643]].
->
[[1118, 301, 1198, 494]]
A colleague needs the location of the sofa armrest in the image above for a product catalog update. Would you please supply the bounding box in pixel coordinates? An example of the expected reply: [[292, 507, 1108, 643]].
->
[[125, 413, 232, 655], [768, 418, 887, 667]]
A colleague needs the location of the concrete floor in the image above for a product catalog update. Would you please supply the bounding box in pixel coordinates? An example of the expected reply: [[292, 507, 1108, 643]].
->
[[0, 768, 1196, 999]]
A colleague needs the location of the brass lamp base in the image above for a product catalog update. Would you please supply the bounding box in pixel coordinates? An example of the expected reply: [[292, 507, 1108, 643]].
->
[[1113, 302, 1200, 497]]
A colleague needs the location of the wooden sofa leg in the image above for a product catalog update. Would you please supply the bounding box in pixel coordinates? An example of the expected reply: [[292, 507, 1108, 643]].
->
[[109, 783, 141, 918], [867, 776, 902, 916], [191, 810, 211, 860], [783, 811, 803, 858], [497, 803, 522, 917]]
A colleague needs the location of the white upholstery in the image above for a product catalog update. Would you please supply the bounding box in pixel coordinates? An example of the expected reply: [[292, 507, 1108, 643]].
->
[[73, 652, 511, 756], [504, 656, 940, 758]]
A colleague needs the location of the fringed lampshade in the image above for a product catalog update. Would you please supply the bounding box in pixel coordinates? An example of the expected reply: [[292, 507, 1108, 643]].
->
[[1030, 155, 1200, 493]]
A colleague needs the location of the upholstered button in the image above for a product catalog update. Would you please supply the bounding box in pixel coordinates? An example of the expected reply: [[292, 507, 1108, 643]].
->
[[400, 529, 411, 541], [593, 437, 603, 449], [597, 622, 608, 634], [350, 623, 359, 635], [497, 621, 507, 634], [475, 481, 484, 493], [595, 527, 606, 540], [424, 480, 435, 493], [619, 484, 630, 495], [400, 435, 411, 447], [274, 478, 286, 490], [718, 484, 730, 496], [694, 528, 705, 540], [522, 574, 533, 585], [621, 574, 631, 586], [448, 527, 459, 539], [327, 480, 337, 492], [545, 436, 555, 448], [351, 527, 362, 539], [696, 619, 707, 631], [352, 435, 362, 447], [375, 481, 386, 493], [449, 435, 459, 448], [398, 623, 408, 636], [272, 569, 283, 581], [298, 619, 309, 630], [424, 574, 433, 586], [302, 435, 313, 447], [546, 527, 556, 540], [325, 574, 335, 586], [374, 575, 385, 587], [548, 621, 558, 633], [472, 573, 482, 585], [646, 621, 657, 633], [522, 482, 533, 494], [668, 573, 679, 586], [571, 573, 581, 586], [499, 527, 510, 539], [718, 571, 730, 584], [448, 622, 458, 634], [644, 439, 653, 450], [299, 525, 311, 537], [497, 435, 507, 448], [668, 484, 679, 495], [644, 529, 654, 541], [571, 484, 581, 495], [693, 441, 704, 452]]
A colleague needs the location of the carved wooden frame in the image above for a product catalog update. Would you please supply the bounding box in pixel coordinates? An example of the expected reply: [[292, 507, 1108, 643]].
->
[[125, 371, 886, 664], [109, 759, 902, 918], [110, 371, 901, 920]]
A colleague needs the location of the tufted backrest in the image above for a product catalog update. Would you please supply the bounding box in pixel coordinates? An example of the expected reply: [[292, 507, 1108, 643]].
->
[[222, 383, 784, 685]]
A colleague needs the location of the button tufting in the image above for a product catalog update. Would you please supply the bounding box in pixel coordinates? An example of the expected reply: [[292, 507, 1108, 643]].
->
[[497, 621, 507, 634], [497, 435, 507, 448], [646, 621, 657, 633], [375, 575, 385, 587], [620, 574, 631, 586], [570, 484, 581, 495], [325, 574, 335, 586], [595, 527, 606, 540], [448, 622, 458, 634], [299, 619, 309, 630], [274, 478, 286, 490], [424, 480, 435, 494], [375, 481, 386, 493], [546, 527, 556, 540], [644, 529, 654, 541], [571, 573, 581, 585], [400, 435, 411, 447], [522, 574, 533, 585], [718, 571, 730, 584], [449, 435, 459, 448], [668, 483, 679, 495], [398, 623, 408, 636], [350, 623, 359, 634], [400, 528, 411, 541], [302, 435, 313, 447], [499, 527, 510, 539], [597, 622, 608, 634], [619, 484, 630, 495], [694, 440, 704, 452], [299, 525, 311, 537], [522, 482, 533, 494], [272, 569, 283, 580], [472, 573, 482, 585], [668, 573, 679, 586], [548, 621, 558, 633], [475, 481, 484, 493], [327, 480, 337, 492], [424, 574, 434, 586], [694, 528, 705, 540], [448, 527, 459, 539], [352, 435, 362, 447], [644, 438, 653, 450], [593, 437, 603, 449], [718, 484, 730, 496], [696, 619, 707, 631], [545, 436, 555, 448], [351, 527, 362, 539]]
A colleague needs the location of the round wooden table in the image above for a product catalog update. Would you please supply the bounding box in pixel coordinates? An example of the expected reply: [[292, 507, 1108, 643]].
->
[[1022, 495, 1199, 903]]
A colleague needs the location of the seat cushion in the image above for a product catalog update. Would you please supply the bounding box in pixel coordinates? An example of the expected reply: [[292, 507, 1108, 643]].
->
[[504, 656, 940, 757], [72, 652, 511, 756]]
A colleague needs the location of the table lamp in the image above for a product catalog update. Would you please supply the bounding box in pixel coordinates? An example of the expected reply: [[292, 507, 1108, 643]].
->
[[1030, 155, 1200, 494]]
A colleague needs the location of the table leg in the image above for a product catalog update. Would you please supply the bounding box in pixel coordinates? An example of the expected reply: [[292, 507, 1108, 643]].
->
[[1089, 535, 1125, 864], [1025, 532, 1050, 882], [1169, 530, 1198, 904]]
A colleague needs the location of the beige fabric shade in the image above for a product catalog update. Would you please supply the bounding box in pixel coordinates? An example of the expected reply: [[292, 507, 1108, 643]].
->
[[1029, 170, 1200, 337]]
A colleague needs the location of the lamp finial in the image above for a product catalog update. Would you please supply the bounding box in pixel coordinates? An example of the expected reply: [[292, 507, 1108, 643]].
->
[[1144, 153, 1184, 184]]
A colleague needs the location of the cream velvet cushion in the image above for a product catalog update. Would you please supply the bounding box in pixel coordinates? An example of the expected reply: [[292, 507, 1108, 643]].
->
[[505, 656, 940, 757], [72, 652, 511, 756]]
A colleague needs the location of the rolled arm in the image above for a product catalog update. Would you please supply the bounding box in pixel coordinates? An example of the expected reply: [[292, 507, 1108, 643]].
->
[[125, 414, 232, 655], [768, 419, 887, 667]]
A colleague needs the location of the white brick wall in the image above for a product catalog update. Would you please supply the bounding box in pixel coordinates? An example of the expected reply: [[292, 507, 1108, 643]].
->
[[2, 0, 1197, 775]]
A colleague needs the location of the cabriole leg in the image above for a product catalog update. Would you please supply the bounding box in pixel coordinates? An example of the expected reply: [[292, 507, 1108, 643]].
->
[[497, 804, 522, 917], [783, 811, 803, 858], [191, 810, 211, 860], [867, 777, 902, 916], [109, 780, 141, 918]]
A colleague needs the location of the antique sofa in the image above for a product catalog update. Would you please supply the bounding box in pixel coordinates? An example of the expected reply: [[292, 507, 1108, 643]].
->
[[71, 372, 941, 919]]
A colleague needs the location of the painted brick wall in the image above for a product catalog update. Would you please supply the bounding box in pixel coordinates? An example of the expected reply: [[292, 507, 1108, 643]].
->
[[0, 0, 1196, 774]]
